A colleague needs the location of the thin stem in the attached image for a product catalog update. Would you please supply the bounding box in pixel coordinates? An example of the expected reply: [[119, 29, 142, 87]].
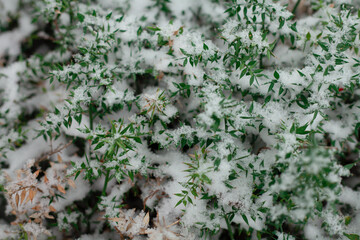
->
[[292, 0, 301, 15], [102, 170, 110, 196], [35, 140, 73, 164], [89, 102, 94, 130], [224, 214, 235, 240]]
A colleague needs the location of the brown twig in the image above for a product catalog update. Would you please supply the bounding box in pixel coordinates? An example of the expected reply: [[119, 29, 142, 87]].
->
[[34, 140, 73, 165], [143, 189, 160, 211], [297, 145, 339, 151]]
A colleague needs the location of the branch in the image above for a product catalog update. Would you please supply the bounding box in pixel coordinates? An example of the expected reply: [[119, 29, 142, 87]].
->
[[35, 140, 73, 165]]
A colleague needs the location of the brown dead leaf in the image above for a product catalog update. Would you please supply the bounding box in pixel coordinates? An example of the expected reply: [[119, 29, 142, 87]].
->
[[49, 205, 56, 212], [20, 190, 27, 205], [126, 222, 133, 231], [32, 205, 41, 211], [143, 212, 150, 226], [44, 175, 49, 183], [28, 189, 37, 203], [34, 218, 42, 223], [68, 179, 76, 189], [157, 71, 165, 80], [29, 212, 41, 219], [57, 154, 62, 162], [43, 229, 51, 236], [44, 212, 54, 219], [49, 189, 55, 196], [33, 170, 40, 178], [15, 193, 19, 207], [57, 184, 66, 194]]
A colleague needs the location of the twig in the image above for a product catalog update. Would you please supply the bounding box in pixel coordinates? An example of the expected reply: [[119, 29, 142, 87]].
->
[[35, 140, 73, 165], [297, 145, 338, 151], [143, 189, 160, 210]]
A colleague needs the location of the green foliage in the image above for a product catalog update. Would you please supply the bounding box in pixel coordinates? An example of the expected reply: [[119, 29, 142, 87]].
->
[[1, 0, 360, 239]]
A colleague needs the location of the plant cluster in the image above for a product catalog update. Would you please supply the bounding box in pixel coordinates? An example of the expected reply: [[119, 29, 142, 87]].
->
[[1, 0, 360, 239]]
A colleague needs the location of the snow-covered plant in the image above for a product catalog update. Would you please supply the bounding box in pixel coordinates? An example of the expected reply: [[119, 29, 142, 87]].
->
[[1, 0, 360, 239]]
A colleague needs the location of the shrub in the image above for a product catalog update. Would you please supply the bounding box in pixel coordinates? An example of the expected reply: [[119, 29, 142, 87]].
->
[[1, 0, 360, 239]]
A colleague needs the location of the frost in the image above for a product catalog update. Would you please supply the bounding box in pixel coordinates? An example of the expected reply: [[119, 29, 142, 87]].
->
[[322, 120, 352, 140], [0, 15, 35, 58], [57, 211, 80, 230], [23, 222, 51, 239], [1, 0, 360, 239]]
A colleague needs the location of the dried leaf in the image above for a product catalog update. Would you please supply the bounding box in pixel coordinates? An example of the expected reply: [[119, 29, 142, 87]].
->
[[29, 212, 41, 218], [44, 212, 54, 219], [57, 154, 62, 162], [49, 205, 56, 212], [44, 175, 49, 183], [68, 179, 76, 189], [143, 212, 150, 226], [57, 184, 66, 194], [28, 189, 37, 203], [167, 219, 181, 228], [158, 71, 165, 80], [126, 222, 133, 231], [20, 190, 27, 205], [34, 218, 42, 223], [25, 191, 32, 204], [33, 170, 40, 178], [32, 205, 41, 211], [15, 193, 19, 207], [49, 189, 55, 196], [43, 229, 51, 236], [16, 170, 22, 179]]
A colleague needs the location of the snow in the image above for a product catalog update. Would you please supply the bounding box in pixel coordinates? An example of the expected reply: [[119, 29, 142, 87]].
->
[[57, 211, 80, 230], [0, 0, 19, 24], [0, 223, 17, 239], [6, 131, 65, 172], [322, 120, 352, 140], [0, 14, 35, 58], [256, 101, 288, 131], [340, 186, 360, 210], [276, 232, 295, 240], [168, 0, 225, 24], [52, 176, 90, 211], [77, 234, 112, 240], [1, 0, 360, 239], [304, 223, 328, 240], [0, 62, 26, 120], [181, 199, 221, 231]]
